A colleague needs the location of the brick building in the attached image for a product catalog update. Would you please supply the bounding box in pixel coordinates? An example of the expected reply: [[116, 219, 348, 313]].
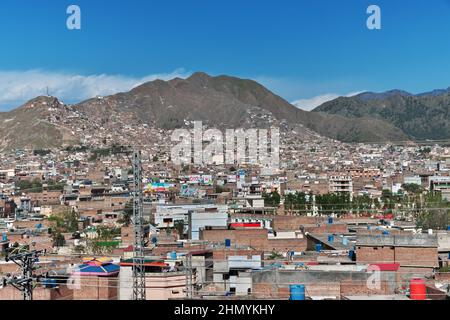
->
[[356, 234, 439, 269], [200, 228, 307, 252]]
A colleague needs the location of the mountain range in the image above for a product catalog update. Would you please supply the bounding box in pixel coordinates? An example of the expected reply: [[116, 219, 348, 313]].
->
[[313, 87, 450, 141], [1, 72, 449, 151]]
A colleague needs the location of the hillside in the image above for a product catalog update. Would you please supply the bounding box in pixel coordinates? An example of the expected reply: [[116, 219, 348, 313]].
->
[[0, 97, 78, 151], [0, 73, 414, 151], [73, 72, 408, 142], [314, 90, 450, 140]]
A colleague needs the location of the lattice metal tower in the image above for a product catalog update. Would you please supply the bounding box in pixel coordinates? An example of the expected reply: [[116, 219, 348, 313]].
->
[[4, 249, 42, 300], [132, 150, 147, 300]]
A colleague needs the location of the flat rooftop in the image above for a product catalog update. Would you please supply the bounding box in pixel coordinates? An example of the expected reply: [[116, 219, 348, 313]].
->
[[308, 233, 354, 251]]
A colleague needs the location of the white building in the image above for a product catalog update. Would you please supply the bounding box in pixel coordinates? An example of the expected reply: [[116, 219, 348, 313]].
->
[[155, 204, 228, 240], [404, 176, 422, 186], [329, 175, 353, 196]]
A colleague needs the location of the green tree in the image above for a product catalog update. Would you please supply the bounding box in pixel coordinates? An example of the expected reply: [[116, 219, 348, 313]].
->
[[52, 232, 66, 247], [416, 193, 450, 230], [174, 220, 186, 239], [402, 183, 423, 194], [48, 207, 80, 233], [284, 192, 310, 214], [118, 200, 133, 226], [315, 193, 351, 216], [263, 191, 281, 207]]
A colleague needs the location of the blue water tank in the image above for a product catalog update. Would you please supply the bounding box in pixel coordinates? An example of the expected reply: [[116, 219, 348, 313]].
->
[[382, 230, 390, 235], [2, 234, 7, 242], [367, 225, 371, 230], [447, 226, 450, 231], [342, 237, 349, 246], [328, 235, 334, 242], [328, 217, 333, 224], [169, 251, 177, 260], [315, 244, 322, 252], [348, 250, 355, 260], [289, 285, 306, 300], [43, 278, 57, 289], [225, 239, 231, 248], [151, 237, 158, 244]]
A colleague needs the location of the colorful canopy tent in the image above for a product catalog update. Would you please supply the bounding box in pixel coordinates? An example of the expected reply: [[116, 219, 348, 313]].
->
[[72, 257, 120, 277]]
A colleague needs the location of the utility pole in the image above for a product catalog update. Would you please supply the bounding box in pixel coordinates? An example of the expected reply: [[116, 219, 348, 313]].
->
[[3, 249, 42, 300], [132, 150, 147, 300]]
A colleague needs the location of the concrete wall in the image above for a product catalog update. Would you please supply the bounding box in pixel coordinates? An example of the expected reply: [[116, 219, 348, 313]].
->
[[201, 228, 307, 252], [437, 232, 450, 251], [72, 276, 118, 300], [357, 234, 438, 247], [272, 216, 326, 231], [119, 266, 193, 300], [251, 269, 397, 299], [0, 285, 73, 300]]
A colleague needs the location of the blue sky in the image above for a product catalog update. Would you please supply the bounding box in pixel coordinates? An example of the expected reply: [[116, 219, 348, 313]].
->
[[1, 0, 450, 110]]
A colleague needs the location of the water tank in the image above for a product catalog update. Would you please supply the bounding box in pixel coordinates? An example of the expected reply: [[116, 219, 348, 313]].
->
[[328, 217, 333, 224], [225, 239, 231, 248], [315, 244, 322, 252], [410, 278, 426, 300], [447, 226, 450, 231], [169, 251, 177, 260], [342, 237, 349, 246], [2, 234, 7, 242], [43, 278, 57, 289], [328, 235, 334, 242], [348, 250, 355, 260], [289, 284, 305, 300], [367, 225, 371, 231], [382, 230, 390, 235]]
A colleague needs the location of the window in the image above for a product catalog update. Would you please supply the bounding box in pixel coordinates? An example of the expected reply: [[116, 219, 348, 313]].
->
[[229, 270, 239, 276]]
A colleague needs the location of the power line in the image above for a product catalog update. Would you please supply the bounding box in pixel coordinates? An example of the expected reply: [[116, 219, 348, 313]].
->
[[2, 246, 43, 300]]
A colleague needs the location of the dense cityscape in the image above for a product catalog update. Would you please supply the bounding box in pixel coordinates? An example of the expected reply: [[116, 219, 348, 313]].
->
[[1, 1, 450, 309], [0, 123, 449, 300]]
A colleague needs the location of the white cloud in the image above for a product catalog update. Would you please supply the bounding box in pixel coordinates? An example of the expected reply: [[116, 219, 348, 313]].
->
[[292, 91, 364, 111], [0, 68, 190, 110]]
